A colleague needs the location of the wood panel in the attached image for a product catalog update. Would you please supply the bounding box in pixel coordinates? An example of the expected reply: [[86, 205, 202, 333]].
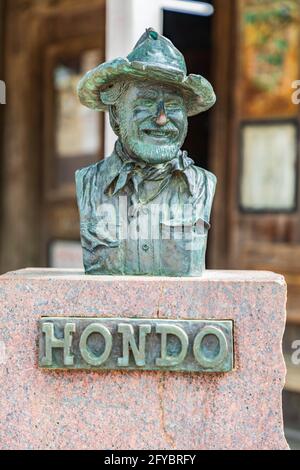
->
[[0, 0, 6, 241], [0, 1, 44, 273]]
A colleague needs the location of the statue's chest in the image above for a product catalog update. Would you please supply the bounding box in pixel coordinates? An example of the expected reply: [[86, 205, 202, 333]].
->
[[80, 186, 208, 276]]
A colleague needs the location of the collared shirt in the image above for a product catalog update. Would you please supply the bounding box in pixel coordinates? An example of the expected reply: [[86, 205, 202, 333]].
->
[[76, 141, 216, 276]]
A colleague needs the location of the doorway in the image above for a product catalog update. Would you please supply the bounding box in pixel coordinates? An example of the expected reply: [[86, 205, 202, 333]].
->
[[163, 3, 214, 171]]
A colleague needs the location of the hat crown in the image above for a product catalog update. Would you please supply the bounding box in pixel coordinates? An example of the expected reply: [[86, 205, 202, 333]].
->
[[127, 28, 187, 75]]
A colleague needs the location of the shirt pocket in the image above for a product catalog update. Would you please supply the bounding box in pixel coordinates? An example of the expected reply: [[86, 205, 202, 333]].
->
[[80, 221, 123, 275], [160, 220, 208, 276]]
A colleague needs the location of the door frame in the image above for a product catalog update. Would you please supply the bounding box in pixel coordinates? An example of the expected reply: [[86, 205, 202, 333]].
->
[[209, 0, 236, 269]]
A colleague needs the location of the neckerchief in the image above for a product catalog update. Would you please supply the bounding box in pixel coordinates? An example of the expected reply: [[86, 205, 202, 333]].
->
[[105, 140, 195, 205]]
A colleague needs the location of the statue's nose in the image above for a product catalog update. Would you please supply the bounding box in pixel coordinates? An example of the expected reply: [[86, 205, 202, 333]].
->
[[155, 101, 168, 126]]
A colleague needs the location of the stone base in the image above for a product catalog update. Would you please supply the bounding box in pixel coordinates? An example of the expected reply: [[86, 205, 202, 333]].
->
[[0, 269, 289, 450]]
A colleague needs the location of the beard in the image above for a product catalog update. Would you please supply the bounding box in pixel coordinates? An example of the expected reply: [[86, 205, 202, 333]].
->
[[119, 123, 187, 165], [125, 139, 181, 164]]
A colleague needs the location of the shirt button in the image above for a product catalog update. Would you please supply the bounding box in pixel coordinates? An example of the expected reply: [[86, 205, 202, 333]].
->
[[142, 244, 150, 252]]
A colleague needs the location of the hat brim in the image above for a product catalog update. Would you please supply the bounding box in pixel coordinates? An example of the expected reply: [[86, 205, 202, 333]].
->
[[77, 58, 216, 117]]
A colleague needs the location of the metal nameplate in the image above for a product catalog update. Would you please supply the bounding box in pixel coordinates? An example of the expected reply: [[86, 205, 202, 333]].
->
[[38, 318, 234, 373]]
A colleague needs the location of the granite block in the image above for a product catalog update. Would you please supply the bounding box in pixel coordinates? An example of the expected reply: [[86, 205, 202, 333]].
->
[[0, 269, 288, 450]]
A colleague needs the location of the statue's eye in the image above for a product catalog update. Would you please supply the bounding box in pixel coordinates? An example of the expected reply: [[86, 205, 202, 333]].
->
[[135, 99, 154, 108], [166, 101, 180, 110]]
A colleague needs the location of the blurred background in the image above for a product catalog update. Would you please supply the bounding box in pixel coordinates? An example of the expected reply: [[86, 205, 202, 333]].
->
[[0, 0, 300, 448]]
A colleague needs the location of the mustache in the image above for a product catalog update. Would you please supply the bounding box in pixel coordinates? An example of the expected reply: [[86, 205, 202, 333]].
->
[[139, 123, 178, 133]]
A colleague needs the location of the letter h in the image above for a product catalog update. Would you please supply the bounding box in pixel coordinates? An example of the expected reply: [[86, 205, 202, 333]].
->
[[41, 322, 75, 366]]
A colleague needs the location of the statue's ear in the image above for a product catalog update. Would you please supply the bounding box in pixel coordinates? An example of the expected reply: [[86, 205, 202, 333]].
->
[[109, 105, 120, 137], [101, 82, 124, 105]]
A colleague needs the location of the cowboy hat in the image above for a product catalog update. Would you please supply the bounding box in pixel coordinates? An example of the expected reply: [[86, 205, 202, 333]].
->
[[77, 28, 216, 117]]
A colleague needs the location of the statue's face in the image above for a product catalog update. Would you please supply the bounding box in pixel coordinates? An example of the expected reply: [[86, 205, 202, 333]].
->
[[116, 81, 188, 164]]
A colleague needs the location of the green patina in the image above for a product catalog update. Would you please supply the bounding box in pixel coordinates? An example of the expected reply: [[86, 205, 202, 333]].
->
[[76, 28, 217, 276]]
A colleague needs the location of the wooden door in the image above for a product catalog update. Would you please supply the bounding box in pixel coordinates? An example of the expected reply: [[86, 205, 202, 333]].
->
[[225, 0, 300, 325], [41, 3, 106, 268], [0, 0, 105, 273], [208, 0, 300, 401], [210, 0, 300, 326]]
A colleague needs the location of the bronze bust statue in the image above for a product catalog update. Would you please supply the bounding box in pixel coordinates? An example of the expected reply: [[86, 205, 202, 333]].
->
[[76, 28, 216, 276]]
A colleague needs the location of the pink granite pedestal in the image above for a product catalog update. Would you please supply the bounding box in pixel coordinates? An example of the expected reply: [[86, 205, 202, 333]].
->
[[0, 269, 288, 450]]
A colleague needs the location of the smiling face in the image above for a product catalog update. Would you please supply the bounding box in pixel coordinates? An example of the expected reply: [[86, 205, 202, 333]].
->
[[114, 81, 188, 164]]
